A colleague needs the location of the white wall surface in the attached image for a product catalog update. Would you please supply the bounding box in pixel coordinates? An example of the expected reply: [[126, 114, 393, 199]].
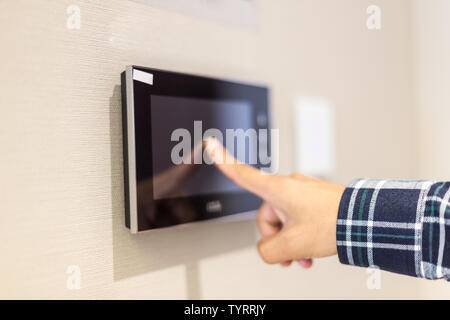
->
[[412, 0, 450, 298], [412, 0, 450, 181], [1, 0, 442, 299]]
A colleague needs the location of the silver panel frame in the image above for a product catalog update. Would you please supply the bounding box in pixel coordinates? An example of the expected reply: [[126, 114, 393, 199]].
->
[[125, 66, 138, 233], [124, 65, 260, 234]]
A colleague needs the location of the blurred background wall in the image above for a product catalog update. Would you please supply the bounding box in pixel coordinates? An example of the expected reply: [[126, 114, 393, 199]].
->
[[412, 0, 450, 297], [0, 0, 447, 299]]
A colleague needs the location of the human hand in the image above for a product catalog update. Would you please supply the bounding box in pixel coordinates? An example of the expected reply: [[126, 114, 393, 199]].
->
[[205, 138, 345, 268]]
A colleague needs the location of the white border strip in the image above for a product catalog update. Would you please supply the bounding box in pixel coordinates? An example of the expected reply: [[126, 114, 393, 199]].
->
[[416, 181, 432, 277], [436, 187, 450, 277], [337, 241, 420, 251], [367, 180, 386, 266], [337, 219, 421, 229], [346, 179, 366, 265]]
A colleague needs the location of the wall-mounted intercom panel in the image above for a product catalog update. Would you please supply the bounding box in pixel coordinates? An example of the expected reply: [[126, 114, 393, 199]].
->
[[121, 66, 270, 233]]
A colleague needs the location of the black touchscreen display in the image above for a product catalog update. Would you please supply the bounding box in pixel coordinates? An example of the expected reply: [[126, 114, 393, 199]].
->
[[150, 95, 254, 199]]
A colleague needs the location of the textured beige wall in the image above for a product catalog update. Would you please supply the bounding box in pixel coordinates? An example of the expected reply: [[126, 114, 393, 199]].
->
[[412, 0, 450, 298], [0, 0, 428, 299]]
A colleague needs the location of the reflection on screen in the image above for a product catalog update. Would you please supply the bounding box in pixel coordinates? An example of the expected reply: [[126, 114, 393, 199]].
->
[[150, 95, 254, 200]]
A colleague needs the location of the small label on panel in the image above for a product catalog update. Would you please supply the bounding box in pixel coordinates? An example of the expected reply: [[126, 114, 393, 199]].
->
[[133, 69, 154, 85]]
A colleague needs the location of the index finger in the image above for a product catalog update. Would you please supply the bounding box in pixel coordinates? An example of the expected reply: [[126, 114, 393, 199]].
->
[[205, 137, 289, 205]]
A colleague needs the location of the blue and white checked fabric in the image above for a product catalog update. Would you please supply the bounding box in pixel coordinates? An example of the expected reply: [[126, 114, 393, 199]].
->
[[337, 179, 450, 281]]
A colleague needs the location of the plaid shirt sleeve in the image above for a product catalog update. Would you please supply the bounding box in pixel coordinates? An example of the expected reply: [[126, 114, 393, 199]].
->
[[336, 179, 450, 281]]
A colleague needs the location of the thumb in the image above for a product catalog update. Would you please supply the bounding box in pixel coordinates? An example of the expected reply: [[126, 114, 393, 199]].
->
[[205, 137, 289, 206], [257, 232, 292, 264]]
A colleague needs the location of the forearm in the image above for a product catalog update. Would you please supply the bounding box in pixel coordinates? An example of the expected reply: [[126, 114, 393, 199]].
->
[[337, 179, 450, 280]]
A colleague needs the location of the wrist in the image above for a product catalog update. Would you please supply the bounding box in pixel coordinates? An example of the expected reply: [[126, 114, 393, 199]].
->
[[325, 183, 345, 257]]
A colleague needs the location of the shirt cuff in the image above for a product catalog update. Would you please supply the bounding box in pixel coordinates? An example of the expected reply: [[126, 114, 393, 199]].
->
[[336, 179, 450, 280]]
